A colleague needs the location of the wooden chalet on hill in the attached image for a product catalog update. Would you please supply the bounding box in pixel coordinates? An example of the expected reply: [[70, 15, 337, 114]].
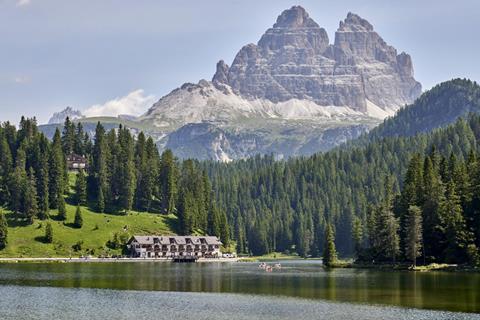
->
[[66, 154, 87, 171]]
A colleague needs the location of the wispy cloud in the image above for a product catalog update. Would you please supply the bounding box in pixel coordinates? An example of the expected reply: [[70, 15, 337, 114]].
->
[[13, 75, 31, 84], [16, 0, 31, 7], [83, 89, 155, 118]]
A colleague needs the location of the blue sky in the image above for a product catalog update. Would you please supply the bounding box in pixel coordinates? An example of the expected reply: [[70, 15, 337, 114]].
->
[[0, 0, 479, 124]]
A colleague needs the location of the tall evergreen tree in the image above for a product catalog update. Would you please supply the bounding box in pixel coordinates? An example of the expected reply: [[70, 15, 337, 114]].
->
[[323, 223, 337, 267], [405, 205, 423, 267], [0, 132, 13, 205], [61, 117, 75, 155], [73, 122, 86, 155], [117, 126, 136, 212], [443, 180, 476, 263], [24, 168, 39, 224], [49, 129, 65, 209], [74, 169, 87, 206], [352, 216, 364, 259], [89, 122, 108, 212], [421, 154, 446, 260], [36, 142, 50, 220], [159, 150, 177, 214], [10, 147, 27, 215]]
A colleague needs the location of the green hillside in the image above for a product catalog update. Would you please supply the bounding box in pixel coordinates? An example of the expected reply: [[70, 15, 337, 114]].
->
[[368, 78, 480, 139], [0, 205, 176, 258]]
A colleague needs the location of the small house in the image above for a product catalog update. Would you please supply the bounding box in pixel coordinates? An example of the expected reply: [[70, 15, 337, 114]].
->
[[66, 154, 87, 171]]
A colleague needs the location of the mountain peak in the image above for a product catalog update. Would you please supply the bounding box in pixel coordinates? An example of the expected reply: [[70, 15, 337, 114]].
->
[[273, 6, 319, 29], [339, 12, 374, 32], [48, 106, 84, 124]]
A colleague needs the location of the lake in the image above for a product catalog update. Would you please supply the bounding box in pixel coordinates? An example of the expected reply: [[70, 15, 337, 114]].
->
[[0, 260, 479, 319]]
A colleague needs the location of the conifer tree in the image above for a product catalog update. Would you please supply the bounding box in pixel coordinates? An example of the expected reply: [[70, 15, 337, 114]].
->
[[117, 126, 136, 212], [73, 122, 85, 155], [61, 117, 75, 155], [49, 129, 65, 209], [443, 180, 476, 263], [74, 169, 87, 206], [24, 168, 39, 224], [352, 216, 364, 259], [134, 132, 148, 211], [45, 222, 53, 243], [57, 194, 67, 221], [36, 150, 49, 220], [0, 212, 8, 249], [11, 148, 27, 215], [323, 223, 337, 267], [0, 133, 13, 204], [177, 190, 194, 235], [159, 150, 177, 214], [90, 122, 108, 212], [421, 155, 446, 259], [218, 208, 230, 246], [97, 185, 105, 213], [74, 205, 83, 228], [405, 205, 423, 267]]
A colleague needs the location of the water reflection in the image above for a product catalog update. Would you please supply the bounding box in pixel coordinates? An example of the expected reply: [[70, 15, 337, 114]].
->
[[0, 260, 478, 313]]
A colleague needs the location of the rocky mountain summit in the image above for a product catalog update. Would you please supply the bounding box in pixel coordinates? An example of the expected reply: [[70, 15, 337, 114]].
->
[[212, 7, 420, 112], [43, 6, 421, 161], [138, 6, 421, 160], [48, 107, 84, 124]]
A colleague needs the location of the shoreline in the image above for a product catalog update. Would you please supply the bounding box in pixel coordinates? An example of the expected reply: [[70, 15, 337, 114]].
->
[[0, 257, 240, 263]]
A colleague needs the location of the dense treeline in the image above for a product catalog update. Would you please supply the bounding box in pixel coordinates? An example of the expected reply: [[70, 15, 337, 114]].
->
[[0, 117, 229, 248], [367, 78, 480, 139], [206, 115, 480, 263]]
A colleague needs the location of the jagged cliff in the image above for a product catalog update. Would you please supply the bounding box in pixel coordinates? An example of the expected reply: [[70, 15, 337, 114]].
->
[[137, 7, 422, 160]]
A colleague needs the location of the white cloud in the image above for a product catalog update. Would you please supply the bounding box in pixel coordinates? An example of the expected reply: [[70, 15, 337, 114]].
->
[[16, 0, 31, 7], [13, 75, 31, 84], [83, 89, 156, 118]]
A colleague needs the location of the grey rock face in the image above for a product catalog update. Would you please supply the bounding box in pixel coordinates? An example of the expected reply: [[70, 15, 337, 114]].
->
[[140, 6, 423, 161], [164, 121, 372, 161], [48, 106, 84, 124], [213, 7, 421, 112]]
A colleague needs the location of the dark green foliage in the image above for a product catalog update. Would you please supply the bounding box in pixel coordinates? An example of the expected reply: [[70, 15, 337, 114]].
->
[[351, 216, 364, 259], [404, 205, 423, 266], [61, 117, 75, 155], [74, 169, 87, 206], [49, 129, 66, 209], [45, 222, 53, 243], [24, 168, 39, 224], [57, 195, 67, 221], [323, 223, 337, 267], [159, 149, 177, 214], [74, 206, 83, 228], [72, 240, 83, 252], [0, 213, 8, 249], [206, 112, 480, 261], [369, 79, 480, 138], [97, 186, 105, 213], [107, 232, 129, 250]]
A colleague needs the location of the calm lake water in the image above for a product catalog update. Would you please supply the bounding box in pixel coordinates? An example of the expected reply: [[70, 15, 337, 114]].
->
[[0, 260, 479, 319]]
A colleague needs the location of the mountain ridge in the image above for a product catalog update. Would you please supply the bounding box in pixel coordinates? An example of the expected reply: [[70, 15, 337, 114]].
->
[[46, 6, 423, 160]]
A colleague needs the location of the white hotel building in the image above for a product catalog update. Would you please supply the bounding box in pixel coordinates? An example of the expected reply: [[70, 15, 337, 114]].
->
[[127, 235, 222, 258]]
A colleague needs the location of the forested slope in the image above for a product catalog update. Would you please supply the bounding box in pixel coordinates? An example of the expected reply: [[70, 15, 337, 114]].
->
[[367, 78, 480, 139], [207, 114, 480, 261]]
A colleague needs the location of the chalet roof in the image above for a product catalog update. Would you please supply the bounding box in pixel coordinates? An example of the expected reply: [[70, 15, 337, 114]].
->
[[204, 236, 222, 245], [130, 236, 154, 245]]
